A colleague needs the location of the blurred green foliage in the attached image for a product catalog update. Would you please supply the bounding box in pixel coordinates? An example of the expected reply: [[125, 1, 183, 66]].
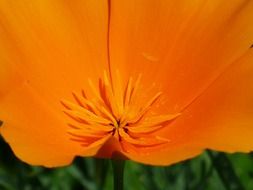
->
[[0, 136, 253, 190]]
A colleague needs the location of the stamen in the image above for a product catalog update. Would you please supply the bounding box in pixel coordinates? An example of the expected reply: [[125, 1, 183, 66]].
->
[[124, 77, 133, 107], [61, 70, 180, 152], [127, 92, 162, 124], [114, 70, 124, 115], [128, 74, 142, 106]]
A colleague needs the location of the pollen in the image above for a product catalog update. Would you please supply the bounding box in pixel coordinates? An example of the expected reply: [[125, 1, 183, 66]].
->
[[61, 70, 181, 153]]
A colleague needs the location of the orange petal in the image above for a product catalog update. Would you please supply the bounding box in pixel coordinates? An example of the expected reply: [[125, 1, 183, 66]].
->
[[123, 50, 253, 165], [0, 83, 78, 166], [161, 49, 253, 152], [0, 82, 111, 166], [105, 0, 253, 165], [0, 0, 108, 107], [122, 141, 202, 166], [109, 0, 253, 113], [0, 0, 109, 166]]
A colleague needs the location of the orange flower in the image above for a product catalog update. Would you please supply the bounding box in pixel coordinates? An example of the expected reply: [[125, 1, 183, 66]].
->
[[0, 0, 253, 167]]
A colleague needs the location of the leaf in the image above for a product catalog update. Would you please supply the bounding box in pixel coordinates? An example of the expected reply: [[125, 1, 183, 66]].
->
[[207, 151, 245, 190]]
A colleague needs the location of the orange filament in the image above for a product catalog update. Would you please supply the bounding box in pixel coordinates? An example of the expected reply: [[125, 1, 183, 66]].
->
[[61, 71, 180, 153]]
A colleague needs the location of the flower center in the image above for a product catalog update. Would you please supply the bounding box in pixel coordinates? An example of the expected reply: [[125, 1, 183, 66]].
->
[[61, 71, 180, 153]]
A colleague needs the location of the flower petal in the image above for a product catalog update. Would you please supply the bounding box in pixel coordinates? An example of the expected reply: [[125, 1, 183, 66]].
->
[[0, 0, 108, 107], [0, 82, 110, 167], [0, 0, 109, 166], [162, 49, 253, 152], [126, 49, 253, 165], [123, 143, 202, 166], [109, 0, 253, 113]]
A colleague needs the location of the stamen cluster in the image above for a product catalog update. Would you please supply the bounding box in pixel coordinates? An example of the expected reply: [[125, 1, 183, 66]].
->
[[62, 71, 180, 153]]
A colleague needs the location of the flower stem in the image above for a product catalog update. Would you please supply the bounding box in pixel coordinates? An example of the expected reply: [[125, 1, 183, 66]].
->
[[112, 159, 125, 190]]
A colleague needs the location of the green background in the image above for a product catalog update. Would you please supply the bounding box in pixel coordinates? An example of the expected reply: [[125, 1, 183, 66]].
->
[[0, 137, 253, 190]]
